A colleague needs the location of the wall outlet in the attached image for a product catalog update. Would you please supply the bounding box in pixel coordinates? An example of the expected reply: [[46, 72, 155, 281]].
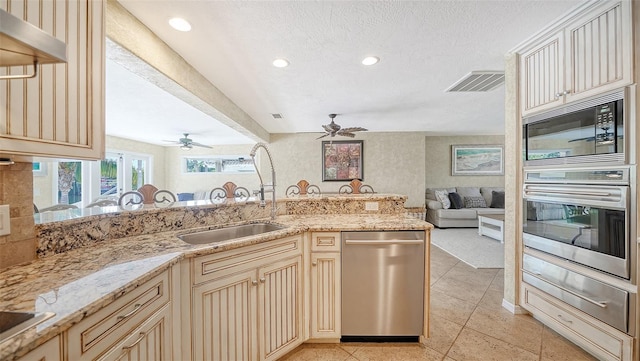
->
[[0, 205, 10, 236], [365, 202, 379, 211]]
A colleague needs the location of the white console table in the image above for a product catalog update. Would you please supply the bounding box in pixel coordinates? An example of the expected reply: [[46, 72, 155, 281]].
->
[[478, 214, 504, 243]]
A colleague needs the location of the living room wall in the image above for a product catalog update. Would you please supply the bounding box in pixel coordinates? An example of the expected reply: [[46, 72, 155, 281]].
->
[[425, 135, 505, 188], [266, 132, 426, 208]]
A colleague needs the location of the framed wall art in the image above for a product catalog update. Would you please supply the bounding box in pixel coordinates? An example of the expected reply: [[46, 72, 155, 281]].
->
[[322, 140, 363, 181], [451, 144, 504, 176]]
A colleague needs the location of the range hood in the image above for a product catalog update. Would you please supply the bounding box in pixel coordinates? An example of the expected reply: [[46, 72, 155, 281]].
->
[[0, 8, 67, 68]]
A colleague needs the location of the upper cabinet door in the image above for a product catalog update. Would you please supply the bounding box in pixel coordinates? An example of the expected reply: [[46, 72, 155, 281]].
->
[[520, 31, 565, 116], [0, 0, 104, 160], [518, 1, 632, 117], [564, 0, 632, 103]]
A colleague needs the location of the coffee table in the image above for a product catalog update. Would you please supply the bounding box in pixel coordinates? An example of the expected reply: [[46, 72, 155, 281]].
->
[[478, 214, 504, 243]]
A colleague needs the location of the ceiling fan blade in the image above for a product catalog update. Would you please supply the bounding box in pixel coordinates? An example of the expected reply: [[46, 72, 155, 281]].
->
[[336, 132, 356, 138], [316, 133, 330, 140], [190, 141, 213, 148], [322, 124, 334, 133], [339, 127, 367, 133]]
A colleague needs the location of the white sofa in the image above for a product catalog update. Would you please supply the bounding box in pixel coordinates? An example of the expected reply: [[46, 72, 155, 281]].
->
[[425, 187, 504, 228]]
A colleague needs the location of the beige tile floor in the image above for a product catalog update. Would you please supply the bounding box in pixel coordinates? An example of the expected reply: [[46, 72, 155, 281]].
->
[[279, 246, 597, 361]]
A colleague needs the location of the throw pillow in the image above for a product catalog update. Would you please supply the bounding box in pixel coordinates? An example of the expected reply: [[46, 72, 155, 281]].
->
[[434, 190, 451, 209], [490, 191, 505, 208], [448, 192, 464, 209], [464, 196, 487, 208]]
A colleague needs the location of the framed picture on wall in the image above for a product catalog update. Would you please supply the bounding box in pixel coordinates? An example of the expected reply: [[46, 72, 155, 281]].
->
[[451, 144, 504, 176], [322, 140, 363, 181]]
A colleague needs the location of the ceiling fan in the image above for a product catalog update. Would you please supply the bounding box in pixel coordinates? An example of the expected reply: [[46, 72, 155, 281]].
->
[[164, 133, 212, 150], [316, 114, 368, 140]]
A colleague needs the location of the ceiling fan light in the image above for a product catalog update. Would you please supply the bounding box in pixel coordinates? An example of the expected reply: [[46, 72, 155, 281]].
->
[[272, 58, 290, 68], [362, 56, 379, 66], [169, 17, 192, 32], [180, 144, 192, 151]]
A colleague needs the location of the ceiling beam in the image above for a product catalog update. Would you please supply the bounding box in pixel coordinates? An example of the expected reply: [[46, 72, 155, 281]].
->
[[105, 0, 269, 143]]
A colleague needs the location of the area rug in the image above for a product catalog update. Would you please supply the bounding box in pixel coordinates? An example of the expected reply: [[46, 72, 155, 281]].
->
[[431, 228, 504, 269]]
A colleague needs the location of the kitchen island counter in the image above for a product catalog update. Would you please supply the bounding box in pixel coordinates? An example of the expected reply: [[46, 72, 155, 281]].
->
[[0, 213, 432, 360]]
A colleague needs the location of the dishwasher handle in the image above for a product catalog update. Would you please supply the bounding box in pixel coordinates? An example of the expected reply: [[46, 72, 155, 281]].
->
[[344, 239, 424, 246]]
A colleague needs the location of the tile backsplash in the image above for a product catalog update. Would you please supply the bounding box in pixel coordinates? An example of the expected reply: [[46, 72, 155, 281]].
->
[[0, 162, 37, 269]]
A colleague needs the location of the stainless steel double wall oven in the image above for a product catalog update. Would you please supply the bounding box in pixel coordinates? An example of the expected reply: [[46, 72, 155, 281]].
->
[[521, 87, 636, 336]]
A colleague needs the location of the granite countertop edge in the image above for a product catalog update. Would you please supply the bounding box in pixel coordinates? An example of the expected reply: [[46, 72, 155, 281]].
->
[[0, 214, 432, 360]]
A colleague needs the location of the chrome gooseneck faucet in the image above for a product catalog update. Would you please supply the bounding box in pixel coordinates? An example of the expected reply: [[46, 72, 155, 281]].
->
[[250, 142, 277, 220]]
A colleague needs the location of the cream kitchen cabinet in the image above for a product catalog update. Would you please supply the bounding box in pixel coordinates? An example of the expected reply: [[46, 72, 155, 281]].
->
[[520, 0, 632, 116], [0, 0, 104, 160], [16, 335, 61, 361], [66, 268, 173, 361], [520, 31, 565, 115], [189, 236, 304, 361], [98, 304, 172, 361], [309, 232, 341, 340], [521, 283, 633, 361]]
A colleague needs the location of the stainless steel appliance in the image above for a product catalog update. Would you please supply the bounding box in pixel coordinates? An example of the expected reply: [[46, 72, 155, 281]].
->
[[341, 231, 424, 341], [522, 254, 634, 334], [523, 88, 626, 166], [523, 167, 632, 279]]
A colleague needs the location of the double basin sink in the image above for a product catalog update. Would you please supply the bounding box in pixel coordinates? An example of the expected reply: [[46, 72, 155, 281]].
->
[[179, 222, 286, 245]]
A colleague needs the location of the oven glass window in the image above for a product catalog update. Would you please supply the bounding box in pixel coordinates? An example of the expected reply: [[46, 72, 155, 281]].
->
[[523, 200, 625, 258]]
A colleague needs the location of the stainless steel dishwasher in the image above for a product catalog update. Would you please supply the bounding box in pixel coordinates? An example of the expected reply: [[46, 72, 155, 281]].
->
[[341, 230, 425, 342]]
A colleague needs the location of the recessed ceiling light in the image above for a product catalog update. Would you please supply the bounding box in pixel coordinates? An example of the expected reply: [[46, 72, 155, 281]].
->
[[169, 17, 191, 32], [362, 56, 379, 66], [272, 58, 290, 68]]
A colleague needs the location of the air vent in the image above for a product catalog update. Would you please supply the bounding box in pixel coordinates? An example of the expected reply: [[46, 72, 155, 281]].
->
[[445, 71, 505, 92], [271, 113, 283, 119]]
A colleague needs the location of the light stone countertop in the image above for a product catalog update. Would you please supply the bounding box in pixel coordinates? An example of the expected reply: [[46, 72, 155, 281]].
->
[[0, 213, 432, 361]]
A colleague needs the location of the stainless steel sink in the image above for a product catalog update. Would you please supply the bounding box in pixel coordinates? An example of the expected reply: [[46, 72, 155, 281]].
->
[[179, 223, 286, 245], [0, 311, 55, 342]]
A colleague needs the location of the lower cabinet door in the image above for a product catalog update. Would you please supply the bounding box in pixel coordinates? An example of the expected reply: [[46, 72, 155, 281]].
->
[[310, 252, 341, 340], [17, 335, 61, 361], [259, 256, 303, 361], [100, 304, 172, 361], [192, 269, 259, 361]]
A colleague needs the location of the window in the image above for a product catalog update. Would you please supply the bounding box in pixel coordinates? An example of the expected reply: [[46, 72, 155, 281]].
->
[[58, 162, 82, 205], [183, 156, 254, 174], [100, 156, 119, 196], [33, 151, 153, 209]]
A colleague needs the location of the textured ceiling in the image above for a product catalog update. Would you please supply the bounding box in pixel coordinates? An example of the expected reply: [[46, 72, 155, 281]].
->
[[112, 0, 583, 145]]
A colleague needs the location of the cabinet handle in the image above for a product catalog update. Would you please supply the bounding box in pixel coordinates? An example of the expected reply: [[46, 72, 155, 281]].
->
[[557, 314, 573, 324], [117, 303, 142, 320], [252, 280, 258, 286], [312, 262, 317, 266], [562, 90, 571, 95], [555, 92, 562, 98], [114, 332, 146, 361], [259, 277, 266, 283]]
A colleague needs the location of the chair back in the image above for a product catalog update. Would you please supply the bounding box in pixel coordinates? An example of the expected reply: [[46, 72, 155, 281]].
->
[[39, 204, 79, 212], [86, 199, 118, 208], [137, 184, 159, 205]]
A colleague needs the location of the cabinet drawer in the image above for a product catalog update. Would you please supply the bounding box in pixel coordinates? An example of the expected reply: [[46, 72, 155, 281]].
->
[[522, 284, 632, 361], [311, 232, 341, 252], [67, 270, 170, 361], [17, 335, 61, 361], [192, 235, 302, 285], [98, 304, 172, 361]]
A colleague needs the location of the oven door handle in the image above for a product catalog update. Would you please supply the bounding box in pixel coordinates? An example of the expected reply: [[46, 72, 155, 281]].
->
[[522, 270, 609, 308], [525, 189, 612, 197]]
